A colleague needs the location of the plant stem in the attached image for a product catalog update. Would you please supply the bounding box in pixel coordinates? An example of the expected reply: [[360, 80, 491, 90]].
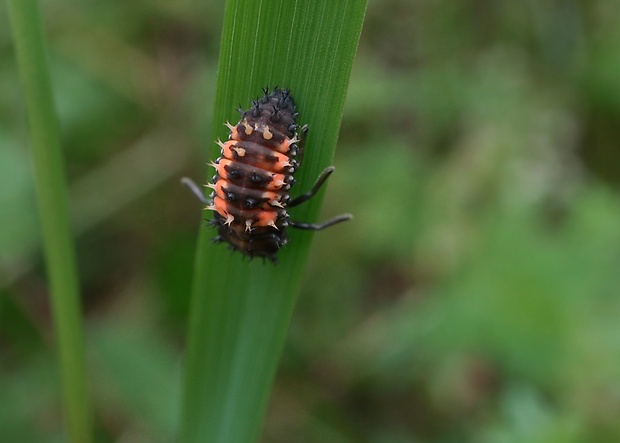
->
[[7, 1, 92, 442], [178, 1, 367, 442]]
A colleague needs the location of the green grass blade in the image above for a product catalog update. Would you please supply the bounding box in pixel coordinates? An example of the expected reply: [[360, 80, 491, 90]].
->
[[6, 1, 92, 442], [179, 1, 367, 442]]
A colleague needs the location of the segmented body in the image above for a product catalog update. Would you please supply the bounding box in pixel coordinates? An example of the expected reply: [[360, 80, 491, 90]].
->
[[206, 87, 301, 261]]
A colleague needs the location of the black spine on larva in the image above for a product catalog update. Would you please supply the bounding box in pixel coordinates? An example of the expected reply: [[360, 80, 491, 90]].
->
[[251, 88, 297, 137], [211, 87, 300, 263]]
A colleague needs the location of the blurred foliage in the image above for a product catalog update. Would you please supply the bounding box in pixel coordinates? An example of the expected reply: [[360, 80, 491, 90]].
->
[[1, 0, 620, 442]]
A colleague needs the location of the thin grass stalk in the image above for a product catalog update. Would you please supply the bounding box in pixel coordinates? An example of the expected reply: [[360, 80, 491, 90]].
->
[[6, 1, 92, 442]]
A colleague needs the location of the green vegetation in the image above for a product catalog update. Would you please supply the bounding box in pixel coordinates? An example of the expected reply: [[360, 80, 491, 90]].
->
[[6, 0, 91, 441], [1, 0, 620, 442], [179, 2, 367, 442]]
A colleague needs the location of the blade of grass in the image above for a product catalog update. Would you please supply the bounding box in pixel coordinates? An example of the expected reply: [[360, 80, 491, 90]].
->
[[6, 1, 92, 442], [179, 1, 367, 442]]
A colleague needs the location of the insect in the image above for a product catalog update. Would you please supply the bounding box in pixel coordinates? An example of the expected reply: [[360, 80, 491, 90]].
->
[[182, 86, 351, 263]]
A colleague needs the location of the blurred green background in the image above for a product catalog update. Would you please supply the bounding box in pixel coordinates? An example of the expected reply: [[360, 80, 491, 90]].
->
[[2, 0, 620, 442]]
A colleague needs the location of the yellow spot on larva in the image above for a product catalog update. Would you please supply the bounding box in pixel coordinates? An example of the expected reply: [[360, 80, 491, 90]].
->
[[242, 119, 253, 135], [232, 147, 246, 157], [262, 126, 273, 140]]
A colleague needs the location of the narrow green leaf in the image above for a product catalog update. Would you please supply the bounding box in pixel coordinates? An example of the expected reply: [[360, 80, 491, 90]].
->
[[179, 1, 367, 442], [6, 1, 92, 442]]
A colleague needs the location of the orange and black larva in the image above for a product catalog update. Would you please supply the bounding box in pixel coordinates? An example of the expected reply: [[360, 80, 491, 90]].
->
[[183, 87, 351, 263]]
